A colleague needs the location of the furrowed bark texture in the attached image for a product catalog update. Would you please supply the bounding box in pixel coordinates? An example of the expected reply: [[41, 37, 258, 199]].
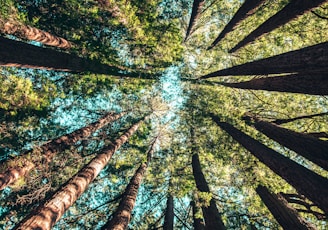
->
[[185, 0, 206, 41], [0, 112, 125, 190], [163, 194, 174, 230], [230, 0, 328, 52], [201, 42, 328, 78], [211, 115, 328, 214], [13, 120, 142, 230]]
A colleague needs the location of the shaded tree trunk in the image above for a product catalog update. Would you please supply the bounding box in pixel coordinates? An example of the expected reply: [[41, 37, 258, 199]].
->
[[185, 0, 205, 41], [200, 42, 328, 78], [244, 114, 328, 170], [229, 0, 328, 53], [208, 0, 266, 50], [216, 73, 328, 95], [191, 200, 205, 230], [1, 20, 72, 49], [13, 119, 143, 230], [273, 112, 328, 125], [163, 194, 174, 230], [256, 185, 316, 230], [211, 114, 328, 214], [0, 111, 126, 190], [0, 37, 155, 78]]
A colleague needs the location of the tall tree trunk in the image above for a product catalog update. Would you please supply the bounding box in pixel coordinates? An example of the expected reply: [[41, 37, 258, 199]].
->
[[216, 73, 328, 95], [163, 194, 174, 230], [191, 200, 205, 230], [1, 20, 72, 49], [256, 185, 316, 230], [211, 114, 328, 214], [208, 0, 266, 50], [13, 119, 143, 230], [185, 0, 205, 41], [244, 114, 328, 170], [229, 0, 328, 53], [273, 112, 328, 125], [0, 112, 126, 190], [200, 42, 328, 79], [192, 153, 226, 230], [0, 37, 154, 78]]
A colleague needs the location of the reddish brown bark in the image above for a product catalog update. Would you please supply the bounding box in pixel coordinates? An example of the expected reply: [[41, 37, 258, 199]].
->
[[217, 73, 328, 95], [163, 194, 174, 230], [273, 112, 328, 125], [191, 200, 205, 230], [200, 42, 328, 78], [185, 0, 206, 41], [244, 115, 328, 170], [230, 0, 328, 53], [208, 0, 266, 50], [211, 114, 328, 214], [13, 119, 143, 230], [0, 112, 125, 190], [256, 185, 316, 230]]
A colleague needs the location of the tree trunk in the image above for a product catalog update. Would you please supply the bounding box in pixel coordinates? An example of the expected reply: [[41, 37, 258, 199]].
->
[[256, 185, 316, 230], [211, 114, 328, 214], [192, 153, 226, 230], [101, 163, 147, 230], [200, 42, 328, 78], [217, 73, 328, 95], [208, 0, 266, 50], [0, 37, 154, 78], [13, 119, 143, 230], [163, 194, 174, 230], [1, 20, 72, 49], [0, 112, 126, 190], [229, 0, 328, 53], [244, 115, 328, 170], [185, 0, 205, 41], [191, 200, 205, 230], [273, 112, 328, 125]]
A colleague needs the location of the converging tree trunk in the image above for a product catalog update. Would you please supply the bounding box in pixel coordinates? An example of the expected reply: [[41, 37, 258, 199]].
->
[[163, 194, 174, 230], [211, 114, 328, 214], [200, 42, 328, 79], [229, 0, 328, 52], [244, 115, 328, 170], [273, 112, 328, 125], [216, 73, 328, 95], [0, 111, 126, 191], [1, 20, 72, 49], [256, 185, 316, 230], [13, 118, 143, 230], [191, 200, 205, 230], [185, 0, 205, 41], [208, 0, 266, 50]]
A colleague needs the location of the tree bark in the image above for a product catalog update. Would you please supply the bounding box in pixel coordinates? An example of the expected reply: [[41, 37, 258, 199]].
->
[[13, 119, 143, 230], [273, 112, 328, 125], [244, 115, 328, 170], [256, 185, 316, 230], [163, 194, 174, 230], [217, 73, 328, 95], [185, 0, 206, 41], [0, 112, 126, 190], [0, 37, 155, 78], [1, 20, 72, 49], [191, 200, 205, 230], [208, 0, 266, 50], [200, 42, 328, 78], [192, 153, 226, 230], [229, 0, 328, 53], [211, 114, 328, 214]]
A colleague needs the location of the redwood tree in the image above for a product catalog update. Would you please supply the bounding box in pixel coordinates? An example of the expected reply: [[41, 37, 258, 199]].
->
[[273, 112, 328, 125], [185, 0, 206, 41], [191, 200, 205, 230], [163, 194, 174, 230]]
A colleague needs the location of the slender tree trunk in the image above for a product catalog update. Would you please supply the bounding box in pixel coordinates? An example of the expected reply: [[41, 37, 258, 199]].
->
[[211, 114, 328, 214], [208, 0, 266, 50], [0, 112, 126, 190], [229, 0, 328, 53], [216, 73, 328, 95], [192, 153, 226, 230], [200, 42, 328, 78], [185, 0, 205, 41], [244, 115, 328, 170], [0, 37, 154, 78], [1, 20, 72, 49], [13, 119, 143, 230], [191, 200, 205, 230], [163, 194, 174, 230], [256, 185, 316, 230], [273, 112, 328, 125]]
